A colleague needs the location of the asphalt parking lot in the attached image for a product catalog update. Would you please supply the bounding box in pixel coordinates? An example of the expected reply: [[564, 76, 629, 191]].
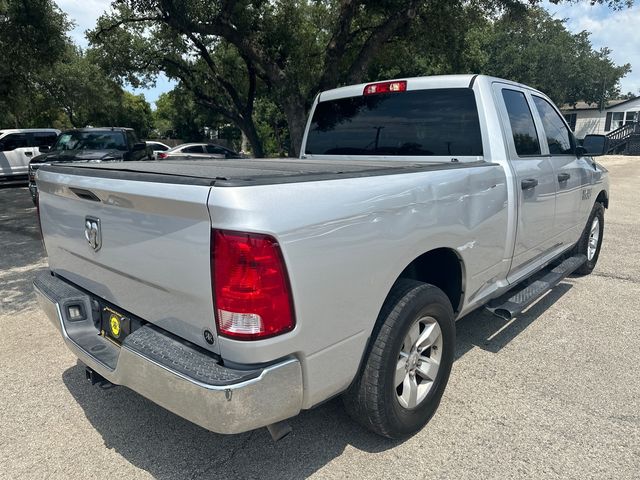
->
[[0, 156, 638, 479]]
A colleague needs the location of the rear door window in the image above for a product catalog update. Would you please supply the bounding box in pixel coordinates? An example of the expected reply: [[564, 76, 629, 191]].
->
[[502, 89, 541, 156], [206, 145, 229, 155], [182, 145, 205, 153], [305, 88, 483, 156], [532, 96, 574, 154], [0, 133, 28, 151], [127, 130, 141, 145]]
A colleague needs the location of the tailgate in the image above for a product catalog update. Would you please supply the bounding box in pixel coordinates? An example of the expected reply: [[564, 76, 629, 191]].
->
[[36, 167, 219, 353]]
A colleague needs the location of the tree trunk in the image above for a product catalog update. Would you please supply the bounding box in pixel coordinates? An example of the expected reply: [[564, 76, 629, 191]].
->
[[238, 116, 265, 158], [281, 95, 308, 158]]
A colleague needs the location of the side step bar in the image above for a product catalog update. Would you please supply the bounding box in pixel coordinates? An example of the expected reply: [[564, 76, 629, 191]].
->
[[486, 254, 586, 320]]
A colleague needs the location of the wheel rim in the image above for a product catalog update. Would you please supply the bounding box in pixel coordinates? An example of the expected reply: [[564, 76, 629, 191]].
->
[[587, 217, 600, 261], [395, 316, 443, 409]]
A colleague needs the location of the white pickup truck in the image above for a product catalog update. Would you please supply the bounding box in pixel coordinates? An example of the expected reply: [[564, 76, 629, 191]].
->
[[34, 75, 609, 440]]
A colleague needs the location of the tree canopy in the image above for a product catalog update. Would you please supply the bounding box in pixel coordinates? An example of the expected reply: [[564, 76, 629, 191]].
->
[[89, 0, 634, 156], [0, 0, 155, 137], [0, 0, 634, 148]]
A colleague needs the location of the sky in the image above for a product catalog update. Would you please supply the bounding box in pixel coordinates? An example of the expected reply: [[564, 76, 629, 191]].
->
[[55, 0, 640, 105]]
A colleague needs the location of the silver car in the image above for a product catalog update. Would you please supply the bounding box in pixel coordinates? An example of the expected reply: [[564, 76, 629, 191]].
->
[[158, 142, 242, 160]]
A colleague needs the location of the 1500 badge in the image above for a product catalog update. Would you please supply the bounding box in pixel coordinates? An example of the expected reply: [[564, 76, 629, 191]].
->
[[582, 188, 592, 201]]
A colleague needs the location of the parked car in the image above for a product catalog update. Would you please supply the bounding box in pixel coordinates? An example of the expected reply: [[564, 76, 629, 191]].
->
[[145, 141, 171, 160], [29, 127, 153, 202], [0, 129, 59, 184], [33, 75, 609, 440], [158, 142, 242, 160]]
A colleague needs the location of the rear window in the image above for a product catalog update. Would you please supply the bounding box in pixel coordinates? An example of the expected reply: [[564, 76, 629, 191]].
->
[[305, 88, 483, 156]]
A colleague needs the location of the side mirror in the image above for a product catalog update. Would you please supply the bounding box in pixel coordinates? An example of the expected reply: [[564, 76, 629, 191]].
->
[[133, 142, 146, 151], [39, 145, 51, 153], [580, 135, 609, 157]]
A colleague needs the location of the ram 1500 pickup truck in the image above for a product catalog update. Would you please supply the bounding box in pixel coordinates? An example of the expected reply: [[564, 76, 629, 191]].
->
[[34, 75, 609, 439]]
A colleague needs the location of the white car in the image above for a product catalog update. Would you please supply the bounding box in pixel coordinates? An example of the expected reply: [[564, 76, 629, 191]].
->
[[0, 129, 59, 183], [145, 141, 171, 160]]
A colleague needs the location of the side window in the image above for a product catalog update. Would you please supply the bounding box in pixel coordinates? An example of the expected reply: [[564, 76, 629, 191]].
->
[[32, 132, 58, 147], [125, 131, 137, 147], [205, 145, 225, 154], [0, 134, 28, 151], [502, 89, 541, 156], [182, 145, 204, 153], [532, 96, 574, 155]]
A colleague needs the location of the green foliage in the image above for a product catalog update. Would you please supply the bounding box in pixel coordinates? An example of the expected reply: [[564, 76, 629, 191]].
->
[[117, 92, 154, 138], [0, 0, 635, 145], [254, 98, 290, 157], [0, 0, 70, 127], [153, 87, 242, 148], [478, 8, 631, 106], [0, 0, 154, 136], [88, 0, 634, 156]]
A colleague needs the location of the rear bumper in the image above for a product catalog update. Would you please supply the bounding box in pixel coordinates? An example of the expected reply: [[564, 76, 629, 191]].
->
[[34, 271, 303, 434]]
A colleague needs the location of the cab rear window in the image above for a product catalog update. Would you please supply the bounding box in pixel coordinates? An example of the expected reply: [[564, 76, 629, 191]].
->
[[305, 88, 483, 156]]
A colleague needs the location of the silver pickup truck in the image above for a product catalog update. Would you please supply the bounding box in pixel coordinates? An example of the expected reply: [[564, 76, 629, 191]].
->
[[34, 75, 609, 440]]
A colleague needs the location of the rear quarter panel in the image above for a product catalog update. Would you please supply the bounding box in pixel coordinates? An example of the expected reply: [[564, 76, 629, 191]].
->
[[209, 164, 509, 408]]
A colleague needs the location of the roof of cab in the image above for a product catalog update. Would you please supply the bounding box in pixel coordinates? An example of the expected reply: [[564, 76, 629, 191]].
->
[[0, 128, 60, 135], [317, 74, 543, 102]]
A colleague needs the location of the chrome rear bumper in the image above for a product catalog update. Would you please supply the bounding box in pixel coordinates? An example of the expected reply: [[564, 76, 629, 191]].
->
[[34, 271, 303, 434]]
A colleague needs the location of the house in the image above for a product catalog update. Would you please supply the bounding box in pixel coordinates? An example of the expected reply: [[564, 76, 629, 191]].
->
[[561, 97, 640, 138]]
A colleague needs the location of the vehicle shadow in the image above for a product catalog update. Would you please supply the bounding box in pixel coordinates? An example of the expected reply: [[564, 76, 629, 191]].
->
[[456, 282, 573, 357], [61, 281, 573, 479], [0, 187, 47, 315]]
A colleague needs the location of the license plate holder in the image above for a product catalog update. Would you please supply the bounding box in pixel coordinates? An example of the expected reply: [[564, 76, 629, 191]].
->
[[101, 306, 131, 344]]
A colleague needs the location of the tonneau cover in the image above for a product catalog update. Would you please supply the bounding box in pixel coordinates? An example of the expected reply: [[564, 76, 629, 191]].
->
[[41, 158, 488, 187]]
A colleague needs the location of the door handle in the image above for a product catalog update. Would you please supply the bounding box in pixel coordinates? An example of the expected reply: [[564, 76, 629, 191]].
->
[[557, 172, 571, 182], [521, 178, 538, 190], [25, 152, 33, 156]]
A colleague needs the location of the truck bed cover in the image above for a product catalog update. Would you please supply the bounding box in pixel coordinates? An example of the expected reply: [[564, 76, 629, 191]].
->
[[40, 158, 490, 187]]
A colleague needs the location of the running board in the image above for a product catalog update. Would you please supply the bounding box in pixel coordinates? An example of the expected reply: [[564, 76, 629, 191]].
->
[[486, 254, 587, 320]]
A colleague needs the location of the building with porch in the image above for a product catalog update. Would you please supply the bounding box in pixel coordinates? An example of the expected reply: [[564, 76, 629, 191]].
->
[[561, 97, 639, 138]]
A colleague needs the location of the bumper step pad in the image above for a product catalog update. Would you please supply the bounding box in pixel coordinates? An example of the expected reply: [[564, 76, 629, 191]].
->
[[124, 325, 261, 386]]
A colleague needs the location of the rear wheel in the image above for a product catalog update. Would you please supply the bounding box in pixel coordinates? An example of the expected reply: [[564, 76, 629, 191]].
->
[[343, 279, 455, 438], [572, 202, 605, 275]]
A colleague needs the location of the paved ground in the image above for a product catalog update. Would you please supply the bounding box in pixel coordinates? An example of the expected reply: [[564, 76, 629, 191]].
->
[[0, 156, 638, 479]]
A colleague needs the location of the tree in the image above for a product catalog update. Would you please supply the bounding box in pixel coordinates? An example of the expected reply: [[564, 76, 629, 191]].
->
[[117, 92, 154, 138], [42, 46, 122, 128], [88, 0, 634, 157], [0, 0, 70, 127], [478, 8, 631, 107], [88, 1, 443, 156]]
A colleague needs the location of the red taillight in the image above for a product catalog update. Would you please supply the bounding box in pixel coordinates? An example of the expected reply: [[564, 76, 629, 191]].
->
[[363, 80, 407, 96], [158, 152, 168, 159], [212, 230, 295, 340]]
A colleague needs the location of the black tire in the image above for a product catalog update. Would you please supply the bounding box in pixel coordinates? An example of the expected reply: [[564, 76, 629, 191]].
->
[[343, 279, 455, 438], [572, 202, 605, 275]]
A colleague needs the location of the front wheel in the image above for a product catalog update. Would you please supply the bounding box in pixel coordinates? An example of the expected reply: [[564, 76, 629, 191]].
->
[[343, 279, 455, 438], [572, 202, 605, 275]]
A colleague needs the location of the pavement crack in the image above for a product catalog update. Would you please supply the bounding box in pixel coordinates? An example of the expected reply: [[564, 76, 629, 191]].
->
[[592, 272, 639, 284], [189, 430, 255, 479]]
